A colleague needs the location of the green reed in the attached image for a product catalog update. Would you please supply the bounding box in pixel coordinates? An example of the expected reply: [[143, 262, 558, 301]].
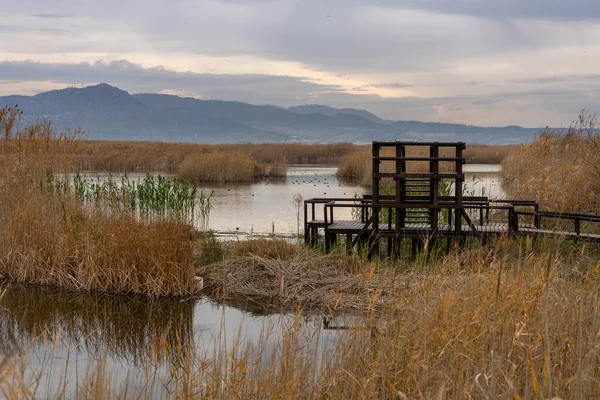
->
[[41, 170, 211, 227], [197, 190, 213, 230]]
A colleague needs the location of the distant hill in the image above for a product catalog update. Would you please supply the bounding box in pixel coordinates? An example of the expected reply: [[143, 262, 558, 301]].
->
[[0, 83, 540, 144], [288, 104, 391, 124]]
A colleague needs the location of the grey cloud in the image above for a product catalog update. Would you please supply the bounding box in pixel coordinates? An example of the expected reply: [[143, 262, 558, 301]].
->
[[511, 74, 600, 85], [371, 83, 413, 89], [361, 0, 600, 21], [0, 24, 27, 33], [29, 13, 77, 19], [3, 0, 593, 76], [0, 59, 342, 105], [0, 58, 598, 127]]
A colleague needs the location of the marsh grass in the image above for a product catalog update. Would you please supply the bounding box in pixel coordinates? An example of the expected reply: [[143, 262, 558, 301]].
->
[[44, 170, 202, 224], [0, 106, 199, 297], [68, 141, 363, 183], [503, 111, 600, 215]]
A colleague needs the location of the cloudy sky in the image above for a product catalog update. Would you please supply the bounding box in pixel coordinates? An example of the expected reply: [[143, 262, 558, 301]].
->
[[1, 0, 600, 126]]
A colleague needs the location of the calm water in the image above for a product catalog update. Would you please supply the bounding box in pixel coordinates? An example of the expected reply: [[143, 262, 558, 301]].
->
[[201, 165, 366, 236], [1, 282, 349, 397], [202, 164, 504, 236], [70, 164, 503, 235], [462, 163, 504, 199]]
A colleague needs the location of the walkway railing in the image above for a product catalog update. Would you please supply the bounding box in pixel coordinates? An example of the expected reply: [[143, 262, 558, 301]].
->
[[305, 195, 600, 248]]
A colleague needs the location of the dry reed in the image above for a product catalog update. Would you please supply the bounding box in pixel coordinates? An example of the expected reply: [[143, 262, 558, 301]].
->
[[196, 250, 371, 312], [67, 140, 363, 182], [190, 237, 600, 397], [503, 111, 600, 214], [0, 106, 198, 296], [178, 150, 264, 182]]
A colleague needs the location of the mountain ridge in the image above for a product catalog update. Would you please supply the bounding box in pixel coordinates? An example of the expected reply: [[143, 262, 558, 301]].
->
[[0, 83, 540, 144]]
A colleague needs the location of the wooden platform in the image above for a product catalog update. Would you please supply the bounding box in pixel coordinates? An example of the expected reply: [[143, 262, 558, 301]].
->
[[310, 220, 600, 243], [304, 141, 600, 257]]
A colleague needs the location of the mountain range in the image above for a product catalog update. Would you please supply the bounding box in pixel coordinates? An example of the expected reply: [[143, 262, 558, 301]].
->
[[0, 83, 540, 144]]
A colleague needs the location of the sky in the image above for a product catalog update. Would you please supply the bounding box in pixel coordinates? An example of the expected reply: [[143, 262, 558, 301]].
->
[[1, 0, 600, 127]]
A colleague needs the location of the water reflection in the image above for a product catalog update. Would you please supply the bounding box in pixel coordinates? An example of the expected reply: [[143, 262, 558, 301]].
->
[[0, 281, 350, 396], [0, 281, 195, 365]]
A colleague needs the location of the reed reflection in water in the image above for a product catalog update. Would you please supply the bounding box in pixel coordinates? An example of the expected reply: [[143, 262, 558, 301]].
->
[[0, 281, 195, 366]]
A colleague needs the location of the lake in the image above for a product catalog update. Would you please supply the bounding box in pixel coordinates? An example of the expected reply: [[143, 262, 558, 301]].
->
[[203, 164, 504, 236]]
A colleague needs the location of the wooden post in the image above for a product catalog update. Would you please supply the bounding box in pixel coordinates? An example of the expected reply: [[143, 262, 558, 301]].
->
[[369, 144, 381, 258], [455, 144, 464, 241], [304, 201, 309, 245], [430, 144, 439, 234], [396, 143, 404, 232]]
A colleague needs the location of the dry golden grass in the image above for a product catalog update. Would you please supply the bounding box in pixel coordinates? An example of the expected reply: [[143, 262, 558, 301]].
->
[[465, 143, 516, 163], [197, 250, 370, 313], [503, 112, 600, 214], [215, 142, 362, 164], [336, 148, 373, 186], [68, 140, 362, 182], [178, 150, 264, 182], [171, 238, 600, 398], [0, 106, 198, 296]]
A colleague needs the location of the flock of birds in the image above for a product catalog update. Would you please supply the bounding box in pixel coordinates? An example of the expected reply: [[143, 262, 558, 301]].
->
[[288, 170, 349, 195]]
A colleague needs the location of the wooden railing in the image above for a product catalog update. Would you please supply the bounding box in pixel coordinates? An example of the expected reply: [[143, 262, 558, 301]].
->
[[305, 196, 600, 243], [515, 209, 600, 238]]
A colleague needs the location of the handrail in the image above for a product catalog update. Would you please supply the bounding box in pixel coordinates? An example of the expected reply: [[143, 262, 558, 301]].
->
[[375, 156, 464, 162], [372, 141, 465, 148], [323, 201, 375, 227], [492, 199, 539, 227], [515, 209, 600, 236], [306, 195, 600, 242], [519, 211, 600, 222]]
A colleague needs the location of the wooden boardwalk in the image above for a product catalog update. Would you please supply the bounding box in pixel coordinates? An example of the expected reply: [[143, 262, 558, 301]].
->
[[304, 141, 600, 257], [317, 220, 600, 241]]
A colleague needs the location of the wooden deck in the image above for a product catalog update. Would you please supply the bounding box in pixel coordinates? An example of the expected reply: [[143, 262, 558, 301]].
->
[[303, 141, 600, 257], [310, 219, 600, 242]]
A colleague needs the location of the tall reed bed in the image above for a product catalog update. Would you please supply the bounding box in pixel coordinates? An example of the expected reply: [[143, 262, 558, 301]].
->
[[216, 142, 362, 164], [177, 150, 275, 182], [503, 111, 600, 214], [68, 141, 364, 182], [0, 106, 198, 296], [464, 143, 515, 164], [3, 238, 600, 398], [71, 141, 360, 169]]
